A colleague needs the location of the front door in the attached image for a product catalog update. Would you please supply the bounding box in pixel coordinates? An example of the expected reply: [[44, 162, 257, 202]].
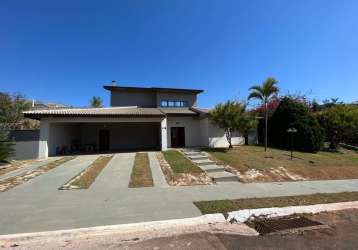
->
[[171, 127, 185, 148], [99, 130, 110, 152]]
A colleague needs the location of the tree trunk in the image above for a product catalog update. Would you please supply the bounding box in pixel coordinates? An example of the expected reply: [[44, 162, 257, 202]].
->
[[244, 133, 249, 145], [226, 128, 232, 149], [264, 102, 268, 152]]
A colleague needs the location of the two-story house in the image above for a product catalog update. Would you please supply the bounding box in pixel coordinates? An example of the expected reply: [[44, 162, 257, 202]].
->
[[24, 84, 245, 158]]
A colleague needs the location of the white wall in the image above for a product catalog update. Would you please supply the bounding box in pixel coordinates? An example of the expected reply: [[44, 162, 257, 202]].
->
[[167, 116, 201, 147], [207, 121, 245, 148], [49, 123, 81, 156], [12, 141, 39, 160], [167, 116, 246, 148]]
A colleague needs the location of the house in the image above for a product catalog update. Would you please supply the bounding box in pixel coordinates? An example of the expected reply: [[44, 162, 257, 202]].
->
[[23, 84, 246, 158]]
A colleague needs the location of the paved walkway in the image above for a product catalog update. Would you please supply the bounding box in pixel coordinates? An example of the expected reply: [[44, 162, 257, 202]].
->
[[1, 152, 358, 235]]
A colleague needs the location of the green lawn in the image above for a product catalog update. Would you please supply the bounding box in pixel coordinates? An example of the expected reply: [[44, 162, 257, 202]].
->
[[129, 153, 154, 188], [206, 145, 358, 181], [194, 192, 358, 214], [162, 150, 203, 174]]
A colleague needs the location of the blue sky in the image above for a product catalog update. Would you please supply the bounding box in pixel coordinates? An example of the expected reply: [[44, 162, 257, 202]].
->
[[1, 0, 357, 108]]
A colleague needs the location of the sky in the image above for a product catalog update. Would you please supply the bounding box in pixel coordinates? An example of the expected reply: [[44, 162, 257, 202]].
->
[[1, 0, 358, 108]]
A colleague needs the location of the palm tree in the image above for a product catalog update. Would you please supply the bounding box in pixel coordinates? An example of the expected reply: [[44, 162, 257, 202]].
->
[[248, 77, 279, 151], [89, 96, 103, 108]]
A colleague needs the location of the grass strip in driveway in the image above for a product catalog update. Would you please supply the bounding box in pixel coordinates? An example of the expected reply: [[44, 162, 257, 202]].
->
[[60, 155, 113, 190], [129, 153, 153, 188], [162, 150, 203, 174], [194, 192, 358, 214], [0, 156, 75, 192]]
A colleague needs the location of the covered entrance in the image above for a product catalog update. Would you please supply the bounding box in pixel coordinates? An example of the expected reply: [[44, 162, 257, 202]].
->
[[170, 127, 185, 148], [47, 122, 162, 156]]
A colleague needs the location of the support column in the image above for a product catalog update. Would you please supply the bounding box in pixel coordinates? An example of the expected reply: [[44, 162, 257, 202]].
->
[[38, 120, 49, 159], [161, 118, 168, 150]]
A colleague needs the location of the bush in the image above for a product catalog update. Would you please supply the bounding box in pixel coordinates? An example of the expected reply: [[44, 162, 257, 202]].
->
[[269, 97, 323, 153], [318, 105, 358, 150], [0, 130, 14, 162]]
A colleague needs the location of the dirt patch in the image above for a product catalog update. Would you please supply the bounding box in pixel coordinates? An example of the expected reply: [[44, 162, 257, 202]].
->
[[156, 152, 213, 186], [128, 153, 153, 188], [60, 155, 113, 190], [0, 159, 39, 176], [0, 157, 75, 192]]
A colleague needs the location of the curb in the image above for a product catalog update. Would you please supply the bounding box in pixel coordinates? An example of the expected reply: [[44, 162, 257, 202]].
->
[[0, 214, 226, 242], [1, 201, 358, 243], [227, 201, 358, 222]]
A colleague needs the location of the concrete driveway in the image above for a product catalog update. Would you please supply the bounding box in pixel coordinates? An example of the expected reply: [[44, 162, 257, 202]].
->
[[1, 152, 358, 235]]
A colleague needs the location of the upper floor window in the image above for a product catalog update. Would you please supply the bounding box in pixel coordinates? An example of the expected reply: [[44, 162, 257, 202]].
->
[[160, 100, 188, 107]]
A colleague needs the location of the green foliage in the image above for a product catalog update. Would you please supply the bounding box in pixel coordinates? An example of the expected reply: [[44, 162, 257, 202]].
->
[[248, 77, 279, 150], [0, 130, 15, 162], [270, 97, 324, 153], [0, 92, 31, 130], [248, 77, 279, 102], [210, 101, 251, 148], [89, 96, 103, 108], [318, 105, 358, 150]]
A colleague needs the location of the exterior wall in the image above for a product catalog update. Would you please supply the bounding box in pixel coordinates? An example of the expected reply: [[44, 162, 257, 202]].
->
[[199, 117, 246, 148], [167, 116, 201, 147], [39, 120, 49, 158], [161, 118, 168, 150], [111, 91, 156, 107], [110, 90, 198, 108], [12, 141, 40, 160], [207, 121, 245, 147], [8, 130, 40, 160], [156, 92, 197, 107], [49, 123, 81, 156]]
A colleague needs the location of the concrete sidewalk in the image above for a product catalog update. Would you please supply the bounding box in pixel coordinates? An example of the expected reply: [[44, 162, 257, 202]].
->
[[1, 152, 358, 235]]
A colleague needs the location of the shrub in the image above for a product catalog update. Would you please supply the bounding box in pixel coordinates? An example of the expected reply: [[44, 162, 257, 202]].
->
[[0, 130, 15, 162], [318, 105, 358, 150], [269, 97, 324, 153]]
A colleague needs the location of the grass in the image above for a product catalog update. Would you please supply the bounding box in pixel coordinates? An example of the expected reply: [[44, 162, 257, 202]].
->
[[206, 145, 358, 181], [162, 150, 203, 174], [0, 156, 75, 192], [194, 192, 358, 214], [68, 155, 113, 189], [128, 153, 154, 188]]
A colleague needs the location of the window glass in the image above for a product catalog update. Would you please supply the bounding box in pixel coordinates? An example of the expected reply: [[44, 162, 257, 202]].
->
[[160, 100, 188, 107]]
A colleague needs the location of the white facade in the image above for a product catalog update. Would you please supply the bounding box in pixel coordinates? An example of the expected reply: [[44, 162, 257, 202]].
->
[[35, 115, 246, 158]]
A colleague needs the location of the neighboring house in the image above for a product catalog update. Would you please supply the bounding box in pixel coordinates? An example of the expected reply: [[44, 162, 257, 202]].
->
[[23, 85, 246, 158]]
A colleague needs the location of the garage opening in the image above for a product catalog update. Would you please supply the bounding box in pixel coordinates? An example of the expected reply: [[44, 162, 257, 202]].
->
[[48, 122, 161, 156]]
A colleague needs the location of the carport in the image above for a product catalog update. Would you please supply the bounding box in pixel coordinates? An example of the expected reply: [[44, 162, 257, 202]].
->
[[48, 122, 161, 155], [23, 107, 168, 158]]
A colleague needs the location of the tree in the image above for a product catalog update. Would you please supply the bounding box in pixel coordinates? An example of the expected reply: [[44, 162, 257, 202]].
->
[[0, 130, 14, 162], [238, 111, 258, 145], [89, 96, 103, 108], [318, 105, 358, 150], [0, 92, 31, 130], [209, 101, 246, 148], [270, 97, 324, 153], [248, 77, 279, 151]]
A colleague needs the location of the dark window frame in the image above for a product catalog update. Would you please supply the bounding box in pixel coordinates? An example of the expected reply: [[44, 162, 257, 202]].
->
[[160, 100, 188, 108]]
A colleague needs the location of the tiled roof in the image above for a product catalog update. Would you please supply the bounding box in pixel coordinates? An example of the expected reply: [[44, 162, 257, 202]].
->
[[23, 107, 165, 119], [159, 108, 199, 115], [23, 106, 208, 119]]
